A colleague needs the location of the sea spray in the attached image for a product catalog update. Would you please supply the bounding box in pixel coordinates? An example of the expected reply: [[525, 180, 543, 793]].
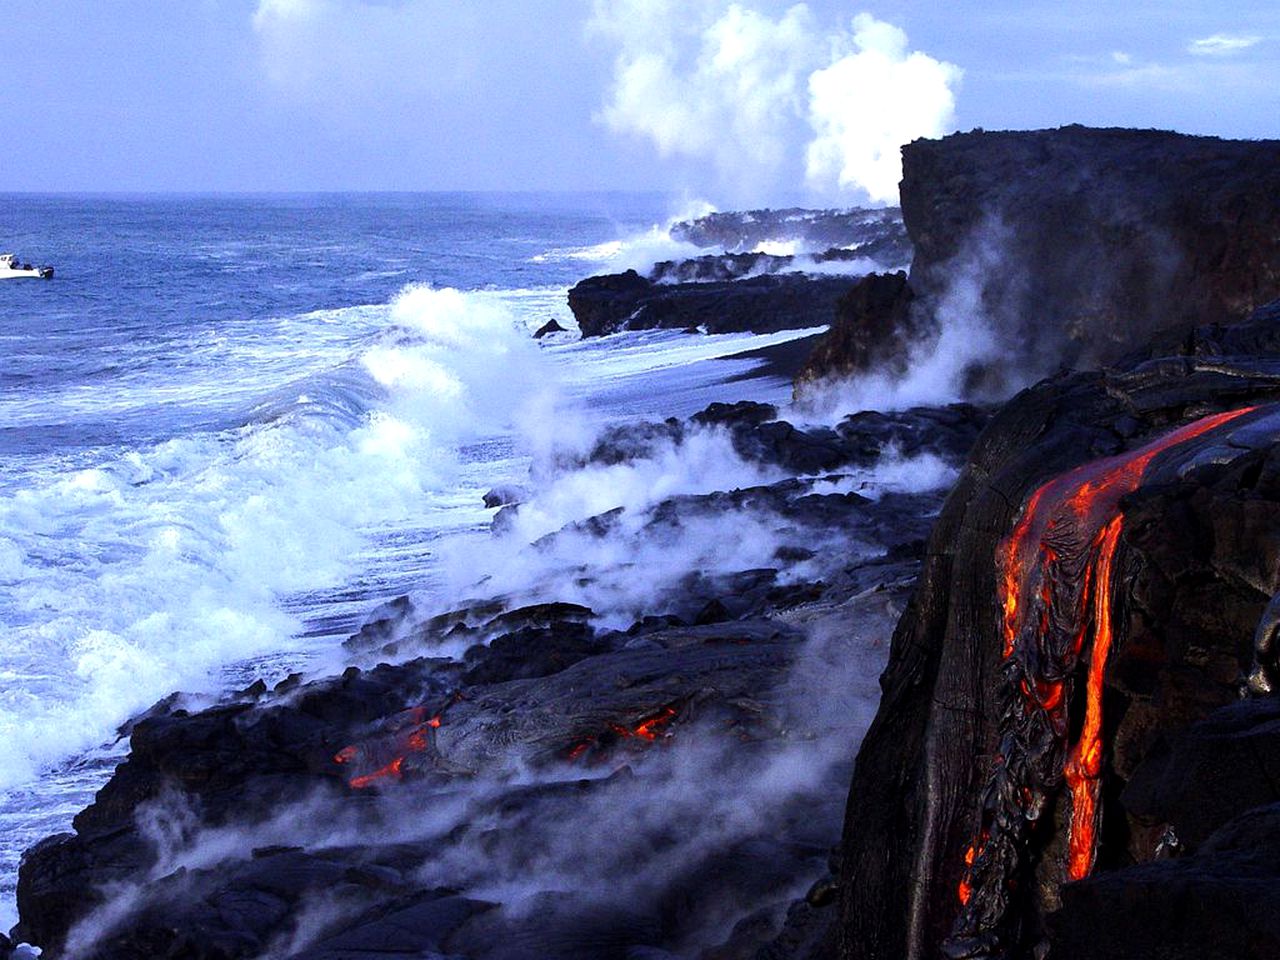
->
[[0, 286, 547, 793]]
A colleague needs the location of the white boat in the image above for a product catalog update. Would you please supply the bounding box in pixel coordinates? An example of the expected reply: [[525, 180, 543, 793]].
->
[[0, 253, 53, 280]]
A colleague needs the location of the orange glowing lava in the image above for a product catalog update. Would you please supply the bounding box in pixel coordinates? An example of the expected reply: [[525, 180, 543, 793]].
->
[[568, 705, 680, 762], [334, 707, 443, 790], [630, 706, 678, 741], [1062, 514, 1122, 879], [956, 405, 1258, 914], [957, 841, 982, 905]]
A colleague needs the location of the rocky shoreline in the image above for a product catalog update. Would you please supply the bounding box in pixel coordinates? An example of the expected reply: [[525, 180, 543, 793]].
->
[[12, 126, 1280, 960], [12, 398, 986, 960]]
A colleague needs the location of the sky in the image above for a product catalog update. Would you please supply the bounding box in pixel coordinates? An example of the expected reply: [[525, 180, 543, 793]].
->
[[3, 0, 1279, 203]]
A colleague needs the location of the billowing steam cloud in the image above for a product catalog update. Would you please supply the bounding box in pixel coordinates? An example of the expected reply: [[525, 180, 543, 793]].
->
[[590, 2, 962, 203], [806, 14, 964, 202]]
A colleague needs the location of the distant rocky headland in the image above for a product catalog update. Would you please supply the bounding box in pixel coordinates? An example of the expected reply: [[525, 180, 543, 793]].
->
[[12, 126, 1280, 960], [565, 206, 909, 339]]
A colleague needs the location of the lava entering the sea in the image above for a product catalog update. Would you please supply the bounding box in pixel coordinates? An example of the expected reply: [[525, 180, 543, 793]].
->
[[946, 406, 1258, 955]]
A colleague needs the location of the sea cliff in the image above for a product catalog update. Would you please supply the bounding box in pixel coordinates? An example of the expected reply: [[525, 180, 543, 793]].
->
[[11, 127, 1280, 960]]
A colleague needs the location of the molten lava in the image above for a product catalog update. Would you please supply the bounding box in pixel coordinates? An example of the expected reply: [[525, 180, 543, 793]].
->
[[949, 406, 1258, 950], [566, 705, 680, 762], [334, 706, 442, 790], [615, 705, 678, 742], [1062, 514, 1122, 880]]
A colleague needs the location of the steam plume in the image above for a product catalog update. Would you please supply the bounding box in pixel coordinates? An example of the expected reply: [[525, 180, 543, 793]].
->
[[590, 2, 962, 203]]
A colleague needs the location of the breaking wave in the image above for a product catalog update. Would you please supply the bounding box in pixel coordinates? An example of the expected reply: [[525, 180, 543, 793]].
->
[[0, 286, 548, 793]]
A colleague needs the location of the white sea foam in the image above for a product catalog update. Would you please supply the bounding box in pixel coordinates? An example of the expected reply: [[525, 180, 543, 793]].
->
[[532, 227, 706, 275], [0, 286, 547, 794], [432, 423, 956, 631], [751, 239, 799, 257], [531, 199, 717, 275]]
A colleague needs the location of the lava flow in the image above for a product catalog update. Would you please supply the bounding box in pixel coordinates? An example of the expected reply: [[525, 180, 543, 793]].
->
[[947, 406, 1257, 952], [564, 704, 680, 762], [334, 706, 442, 789]]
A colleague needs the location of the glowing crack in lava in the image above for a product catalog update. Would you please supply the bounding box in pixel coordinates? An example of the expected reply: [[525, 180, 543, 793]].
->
[[946, 406, 1258, 954], [565, 705, 680, 762], [335, 706, 442, 789]]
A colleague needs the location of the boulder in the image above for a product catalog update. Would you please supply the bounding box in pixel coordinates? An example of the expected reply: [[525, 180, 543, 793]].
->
[[533, 318, 567, 338]]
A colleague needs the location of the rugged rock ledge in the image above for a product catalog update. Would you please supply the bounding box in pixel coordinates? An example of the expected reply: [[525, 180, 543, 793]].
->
[[798, 127, 1280, 391], [793, 272, 916, 386], [901, 126, 1280, 349], [568, 272, 861, 338], [836, 309, 1280, 960], [669, 208, 906, 256], [567, 207, 909, 338], [11, 401, 987, 960]]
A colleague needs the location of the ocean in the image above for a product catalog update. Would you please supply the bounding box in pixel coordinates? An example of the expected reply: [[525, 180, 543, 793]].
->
[[0, 192, 822, 928]]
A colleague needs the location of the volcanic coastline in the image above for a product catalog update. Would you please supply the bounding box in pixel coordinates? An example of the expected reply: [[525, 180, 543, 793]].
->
[[11, 125, 1280, 960]]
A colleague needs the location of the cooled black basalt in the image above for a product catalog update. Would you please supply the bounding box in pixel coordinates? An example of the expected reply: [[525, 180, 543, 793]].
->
[[901, 126, 1280, 372], [835, 311, 1280, 960], [798, 127, 1280, 394], [568, 271, 859, 338], [669, 207, 905, 255], [13, 390, 977, 959]]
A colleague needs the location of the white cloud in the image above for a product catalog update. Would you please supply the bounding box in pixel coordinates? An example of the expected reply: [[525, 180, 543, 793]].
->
[[1188, 33, 1263, 56], [806, 13, 962, 204], [253, 0, 320, 27], [250, 0, 472, 101], [252, 0, 329, 90], [590, 2, 962, 204]]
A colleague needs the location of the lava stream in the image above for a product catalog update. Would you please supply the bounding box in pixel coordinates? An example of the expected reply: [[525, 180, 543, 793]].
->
[[949, 405, 1257, 950], [334, 706, 442, 789]]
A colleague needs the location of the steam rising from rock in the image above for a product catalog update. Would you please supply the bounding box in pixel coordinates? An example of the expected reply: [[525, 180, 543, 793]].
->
[[590, 2, 962, 203]]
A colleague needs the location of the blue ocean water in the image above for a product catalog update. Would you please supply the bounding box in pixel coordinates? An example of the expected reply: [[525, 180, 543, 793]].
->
[[0, 192, 816, 928], [2, 193, 668, 457]]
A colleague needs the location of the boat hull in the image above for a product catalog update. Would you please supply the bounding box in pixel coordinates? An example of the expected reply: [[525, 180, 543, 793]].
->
[[0, 266, 53, 280]]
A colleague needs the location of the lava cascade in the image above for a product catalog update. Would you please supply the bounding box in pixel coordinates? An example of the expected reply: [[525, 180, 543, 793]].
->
[[945, 406, 1257, 955]]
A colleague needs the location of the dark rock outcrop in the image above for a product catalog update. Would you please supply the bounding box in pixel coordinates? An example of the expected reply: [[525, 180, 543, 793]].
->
[[834, 314, 1280, 960], [533, 318, 567, 338], [649, 244, 907, 285], [573, 397, 987, 482], [568, 271, 859, 338], [569, 207, 912, 339], [794, 271, 919, 387], [670, 207, 905, 255], [901, 125, 1280, 372], [796, 127, 1280, 396], [482, 484, 527, 509], [1121, 698, 1280, 850]]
